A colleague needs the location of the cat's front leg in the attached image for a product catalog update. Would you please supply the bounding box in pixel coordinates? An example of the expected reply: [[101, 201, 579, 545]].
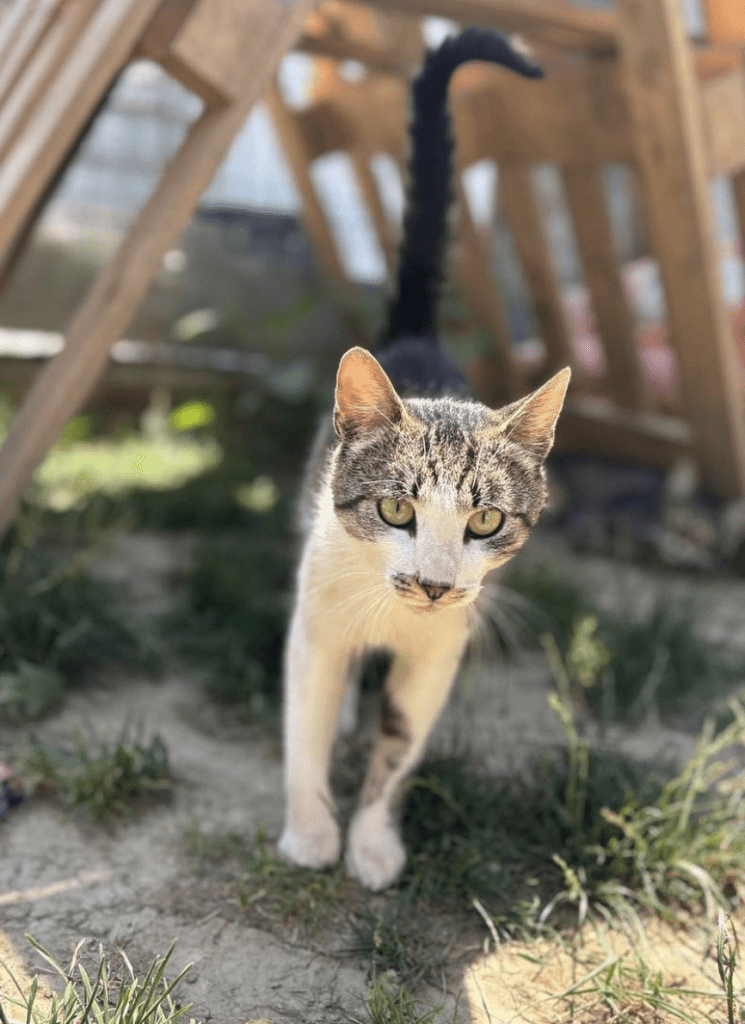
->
[[347, 627, 467, 890], [279, 606, 351, 869]]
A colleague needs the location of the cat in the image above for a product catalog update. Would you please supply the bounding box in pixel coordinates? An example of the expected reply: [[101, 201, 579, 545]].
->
[[278, 28, 570, 891]]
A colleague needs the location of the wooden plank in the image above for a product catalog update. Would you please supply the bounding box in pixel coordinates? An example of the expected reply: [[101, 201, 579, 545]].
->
[[0, 0, 164, 271], [453, 179, 518, 402], [350, 146, 397, 271], [499, 164, 574, 375], [703, 0, 745, 44], [0, 0, 99, 167], [0, 0, 320, 535], [555, 395, 694, 469], [562, 165, 648, 410], [137, 0, 198, 63], [700, 65, 745, 175], [167, 0, 309, 104], [265, 80, 347, 285], [0, 0, 65, 109], [616, 0, 745, 498], [451, 57, 633, 167], [367, 0, 619, 54]]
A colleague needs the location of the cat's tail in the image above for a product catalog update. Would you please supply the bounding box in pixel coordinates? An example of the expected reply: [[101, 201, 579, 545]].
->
[[380, 28, 542, 348]]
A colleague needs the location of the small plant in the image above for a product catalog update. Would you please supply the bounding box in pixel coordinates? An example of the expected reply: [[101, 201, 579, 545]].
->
[[363, 977, 439, 1024], [0, 517, 155, 718], [164, 533, 291, 719], [17, 725, 171, 822], [717, 912, 742, 1024], [0, 935, 193, 1024]]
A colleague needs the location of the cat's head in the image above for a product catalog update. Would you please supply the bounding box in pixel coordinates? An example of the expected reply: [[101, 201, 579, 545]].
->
[[330, 347, 570, 612]]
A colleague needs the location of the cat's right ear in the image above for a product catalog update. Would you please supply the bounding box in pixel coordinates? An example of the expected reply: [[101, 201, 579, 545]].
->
[[334, 347, 406, 439]]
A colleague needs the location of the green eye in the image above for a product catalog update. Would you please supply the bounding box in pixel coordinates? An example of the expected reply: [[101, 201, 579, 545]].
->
[[467, 507, 504, 538], [379, 498, 415, 528]]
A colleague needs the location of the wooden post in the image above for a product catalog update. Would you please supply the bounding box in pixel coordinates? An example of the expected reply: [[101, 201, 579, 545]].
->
[[264, 79, 347, 286], [702, 0, 745, 44], [562, 165, 648, 409], [616, 0, 745, 498], [0, 0, 320, 535], [499, 164, 575, 375]]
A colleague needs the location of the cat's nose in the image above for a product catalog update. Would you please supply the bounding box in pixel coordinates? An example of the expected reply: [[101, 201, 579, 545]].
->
[[419, 580, 451, 602]]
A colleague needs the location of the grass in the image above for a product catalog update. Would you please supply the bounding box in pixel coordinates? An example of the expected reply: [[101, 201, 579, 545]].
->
[[500, 562, 740, 728], [0, 936, 193, 1024], [13, 725, 171, 821], [0, 514, 156, 720]]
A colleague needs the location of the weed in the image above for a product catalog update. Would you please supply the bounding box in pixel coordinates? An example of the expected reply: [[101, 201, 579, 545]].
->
[[164, 533, 291, 719], [363, 977, 439, 1024], [0, 516, 155, 719], [717, 912, 742, 1024], [16, 725, 171, 821], [0, 935, 194, 1024]]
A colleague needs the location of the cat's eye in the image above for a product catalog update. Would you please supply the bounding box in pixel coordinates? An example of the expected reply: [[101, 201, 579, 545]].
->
[[466, 507, 504, 538], [379, 498, 415, 528]]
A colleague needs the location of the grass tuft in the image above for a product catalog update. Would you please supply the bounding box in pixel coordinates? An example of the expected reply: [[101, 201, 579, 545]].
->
[[0, 936, 193, 1024], [363, 977, 439, 1024], [15, 725, 171, 821]]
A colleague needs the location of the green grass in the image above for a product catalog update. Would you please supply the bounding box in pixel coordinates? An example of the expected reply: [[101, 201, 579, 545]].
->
[[0, 516, 156, 720], [14, 725, 171, 821], [500, 562, 740, 728], [0, 936, 193, 1024]]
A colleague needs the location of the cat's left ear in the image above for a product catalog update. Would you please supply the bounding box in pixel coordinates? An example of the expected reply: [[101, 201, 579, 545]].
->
[[334, 347, 407, 439], [498, 367, 571, 458]]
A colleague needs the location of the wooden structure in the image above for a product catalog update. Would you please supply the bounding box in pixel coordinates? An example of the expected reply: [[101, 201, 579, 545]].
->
[[0, 0, 744, 535]]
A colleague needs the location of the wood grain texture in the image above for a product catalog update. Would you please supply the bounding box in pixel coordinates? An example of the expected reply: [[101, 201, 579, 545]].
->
[[562, 165, 648, 409], [616, 0, 745, 498], [0, 0, 320, 534], [499, 164, 574, 376]]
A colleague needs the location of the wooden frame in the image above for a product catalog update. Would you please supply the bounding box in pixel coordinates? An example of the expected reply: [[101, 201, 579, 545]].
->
[[0, 0, 744, 536]]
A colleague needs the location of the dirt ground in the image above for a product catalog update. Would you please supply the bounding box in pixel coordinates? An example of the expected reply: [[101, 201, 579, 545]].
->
[[1, 531, 745, 1023]]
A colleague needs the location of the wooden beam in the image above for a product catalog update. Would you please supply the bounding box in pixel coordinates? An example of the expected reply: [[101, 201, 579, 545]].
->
[[702, 0, 745, 44], [0, 0, 164, 271], [556, 395, 694, 469], [0, 0, 320, 535], [451, 57, 633, 167], [264, 81, 347, 285], [0, 0, 65, 109], [499, 164, 574, 375], [700, 65, 745, 175], [616, 0, 745, 498], [366, 0, 618, 54], [562, 165, 649, 410], [0, 0, 99, 167]]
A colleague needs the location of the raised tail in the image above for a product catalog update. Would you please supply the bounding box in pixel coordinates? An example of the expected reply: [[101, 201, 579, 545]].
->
[[380, 28, 542, 349]]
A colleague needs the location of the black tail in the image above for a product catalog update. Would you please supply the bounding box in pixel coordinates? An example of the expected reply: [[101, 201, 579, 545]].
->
[[380, 28, 542, 348]]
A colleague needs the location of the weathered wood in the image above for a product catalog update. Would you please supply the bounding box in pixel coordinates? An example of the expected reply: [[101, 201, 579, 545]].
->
[[367, 0, 618, 53], [0, 0, 65, 109], [562, 165, 648, 409], [137, 0, 197, 64], [556, 395, 694, 469], [265, 80, 347, 285], [0, 0, 99, 167], [499, 164, 574, 375], [700, 65, 745, 175], [453, 179, 518, 402], [616, 0, 745, 498], [703, 0, 745, 44], [0, 0, 320, 535], [451, 57, 633, 167], [0, 0, 164, 271]]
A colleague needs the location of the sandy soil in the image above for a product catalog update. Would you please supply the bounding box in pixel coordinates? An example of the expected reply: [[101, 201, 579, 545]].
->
[[1, 531, 744, 1023]]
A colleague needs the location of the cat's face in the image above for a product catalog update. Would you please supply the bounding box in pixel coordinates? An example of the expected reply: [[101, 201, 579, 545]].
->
[[331, 348, 570, 612]]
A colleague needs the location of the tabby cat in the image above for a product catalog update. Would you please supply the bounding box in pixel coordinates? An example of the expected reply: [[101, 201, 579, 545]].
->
[[279, 28, 570, 891]]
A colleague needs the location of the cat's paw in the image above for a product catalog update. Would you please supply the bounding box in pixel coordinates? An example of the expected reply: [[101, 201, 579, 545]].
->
[[346, 805, 406, 891], [278, 815, 341, 870]]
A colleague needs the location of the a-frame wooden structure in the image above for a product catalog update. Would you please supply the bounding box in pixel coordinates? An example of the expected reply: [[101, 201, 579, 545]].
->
[[0, 0, 744, 536]]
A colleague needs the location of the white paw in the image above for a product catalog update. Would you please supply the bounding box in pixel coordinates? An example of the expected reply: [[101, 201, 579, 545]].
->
[[278, 811, 341, 869], [346, 806, 406, 891]]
